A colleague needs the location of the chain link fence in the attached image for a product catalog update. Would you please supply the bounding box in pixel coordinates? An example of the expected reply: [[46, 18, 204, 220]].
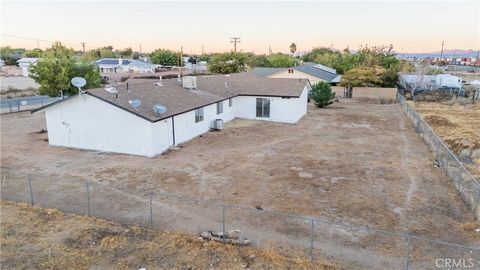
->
[[1, 167, 479, 269], [0, 96, 60, 114], [397, 91, 480, 220]]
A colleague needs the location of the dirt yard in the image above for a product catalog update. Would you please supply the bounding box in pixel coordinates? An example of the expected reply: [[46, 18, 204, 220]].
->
[[1, 200, 333, 269], [410, 100, 480, 179], [1, 100, 479, 267]]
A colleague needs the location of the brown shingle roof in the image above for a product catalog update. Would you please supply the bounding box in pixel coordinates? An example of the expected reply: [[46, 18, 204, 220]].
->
[[36, 73, 309, 122]]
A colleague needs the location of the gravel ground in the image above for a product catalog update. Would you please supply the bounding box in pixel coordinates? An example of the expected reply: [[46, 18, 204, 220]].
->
[[1, 100, 478, 268]]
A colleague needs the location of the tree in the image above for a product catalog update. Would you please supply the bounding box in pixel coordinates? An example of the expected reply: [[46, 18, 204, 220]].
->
[[267, 53, 299, 68], [0, 46, 24, 65], [311, 81, 335, 108], [289, 43, 297, 55], [339, 66, 385, 98], [117, 47, 133, 58], [207, 52, 248, 74], [29, 43, 101, 97], [25, 48, 43, 58], [150, 49, 179, 66]]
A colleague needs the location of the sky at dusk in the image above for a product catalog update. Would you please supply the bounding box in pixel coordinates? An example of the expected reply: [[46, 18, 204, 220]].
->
[[1, 0, 479, 54]]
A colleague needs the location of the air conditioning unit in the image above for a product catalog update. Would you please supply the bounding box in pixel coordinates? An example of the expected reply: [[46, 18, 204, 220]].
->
[[212, 119, 224, 130], [182, 76, 197, 89]]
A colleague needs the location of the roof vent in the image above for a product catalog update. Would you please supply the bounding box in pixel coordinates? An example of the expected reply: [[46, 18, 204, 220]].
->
[[183, 76, 197, 90], [128, 99, 142, 111], [152, 104, 167, 117], [156, 76, 163, 87]]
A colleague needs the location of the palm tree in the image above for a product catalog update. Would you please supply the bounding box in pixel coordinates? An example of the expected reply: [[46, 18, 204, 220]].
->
[[289, 43, 297, 55]]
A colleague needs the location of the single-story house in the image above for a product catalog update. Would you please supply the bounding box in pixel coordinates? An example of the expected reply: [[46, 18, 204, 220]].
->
[[95, 58, 156, 73], [17, 57, 39, 77], [252, 62, 341, 85], [32, 74, 310, 157]]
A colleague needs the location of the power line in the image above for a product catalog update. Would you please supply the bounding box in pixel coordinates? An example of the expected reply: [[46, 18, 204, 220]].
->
[[1, 33, 91, 49], [230, 37, 241, 52]]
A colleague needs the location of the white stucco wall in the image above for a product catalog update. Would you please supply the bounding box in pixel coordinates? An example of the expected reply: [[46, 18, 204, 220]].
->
[[174, 98, 236, 145], [44, 94, 160, 157], [235, 85, 309, 124], [43, 85, 308, 157]]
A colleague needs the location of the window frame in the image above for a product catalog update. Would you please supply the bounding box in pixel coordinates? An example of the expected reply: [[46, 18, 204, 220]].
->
[[256, 98, 270, 118], [195, 107, 204, 123], [216, 101, 223, 115]]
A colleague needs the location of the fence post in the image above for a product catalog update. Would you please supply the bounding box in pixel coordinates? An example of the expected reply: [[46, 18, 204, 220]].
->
[[310, 219, 314, 261], [28, 174, 34, 205], [222, 204, 226, 242], [9, 102, 12, 113], [149, 192, 153, 227], [86, 182, 91, 217], [17, 101, 20, 112], [405, 235, 412, 270]]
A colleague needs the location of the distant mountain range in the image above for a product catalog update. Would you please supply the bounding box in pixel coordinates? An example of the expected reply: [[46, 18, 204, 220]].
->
[[397, 49, 479, 58]]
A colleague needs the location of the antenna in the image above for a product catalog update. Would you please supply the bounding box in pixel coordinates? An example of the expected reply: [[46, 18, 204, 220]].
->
[[71, 77, 87, 96], [152, 104, 167, 117], [128, 99, 142, 111]]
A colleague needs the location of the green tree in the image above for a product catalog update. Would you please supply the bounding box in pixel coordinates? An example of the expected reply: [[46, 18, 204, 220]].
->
[[311, 81, 335, 108], [245, 54, 269, 69], [289, 43, 297, 55], [117, 47, 133, 58], [207, 52, 248, 74], [198, 53, 211, 62], [29, 43, 101, 97], [266, 53, 299, 68], [25, 48, 43, 58], [150, 49, 179, 66], [0, 46, 24, 65], [339, 66, 385, 98]]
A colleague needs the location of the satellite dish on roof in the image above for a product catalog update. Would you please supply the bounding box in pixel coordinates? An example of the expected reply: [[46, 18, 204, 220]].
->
[[128, 99, 142, 111], [71, 77, 87, 96], [71, 77, 86, 88], [153, 104, 167, 116]]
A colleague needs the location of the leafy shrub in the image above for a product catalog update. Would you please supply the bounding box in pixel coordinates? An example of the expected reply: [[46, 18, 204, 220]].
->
[[311, 81, 335, 108]]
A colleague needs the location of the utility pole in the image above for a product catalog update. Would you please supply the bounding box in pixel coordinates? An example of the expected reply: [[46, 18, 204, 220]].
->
[[230, 37, 241, 52], [179, 46, 183, 76], [140, 44, 142, 53], [81, 42, 86, 53], [440, 40, 444, 60], [268, 45, 272, 55], [202, 44, 204, 54]]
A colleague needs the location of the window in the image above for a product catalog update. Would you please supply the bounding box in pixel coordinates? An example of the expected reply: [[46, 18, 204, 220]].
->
[[216, 101, 223, 114], [256, 98, 270, 118], [229, 98, 233, 107], [195, 108, 204, 123]]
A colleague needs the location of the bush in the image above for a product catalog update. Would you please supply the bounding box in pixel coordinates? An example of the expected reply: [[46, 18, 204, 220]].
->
[[311, 81, 335, 108]]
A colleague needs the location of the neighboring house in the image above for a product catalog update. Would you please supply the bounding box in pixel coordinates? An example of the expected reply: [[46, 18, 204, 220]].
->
[[17, 58, 39, 77], [32, 74, 310, 157], [95, 58, 156, 73], [252, 62, 341, 85]]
